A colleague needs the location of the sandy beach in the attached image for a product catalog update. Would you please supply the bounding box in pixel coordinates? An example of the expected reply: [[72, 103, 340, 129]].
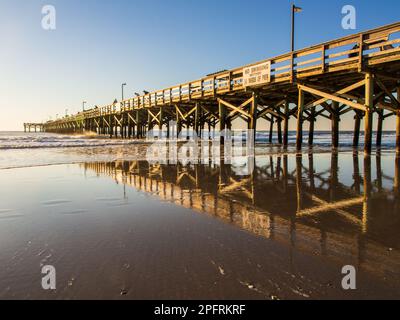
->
[[0, 132, 399, 299]]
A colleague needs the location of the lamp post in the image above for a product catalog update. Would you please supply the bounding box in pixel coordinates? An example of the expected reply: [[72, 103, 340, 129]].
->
[[122, 83, 127, 101], [291, 4, 303, 52]]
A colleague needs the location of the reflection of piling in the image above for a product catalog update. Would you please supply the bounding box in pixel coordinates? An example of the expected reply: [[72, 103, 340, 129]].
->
[[362, 155, 372, 234], [353, 152, 361, 193], [330, 152, 339, 201], [82, 150, 400, 279], [395, 155, 400, 194]]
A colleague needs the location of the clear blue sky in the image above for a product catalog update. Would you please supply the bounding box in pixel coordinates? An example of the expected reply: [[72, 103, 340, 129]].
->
[[1, 0, 399, 131]]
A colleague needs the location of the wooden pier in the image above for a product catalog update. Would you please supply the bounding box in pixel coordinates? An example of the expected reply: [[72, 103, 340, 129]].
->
[[24, 123, 44, 133], [37, 22, 400, 153]]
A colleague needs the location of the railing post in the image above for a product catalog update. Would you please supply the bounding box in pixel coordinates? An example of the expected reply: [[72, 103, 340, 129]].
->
[[358, 34, 364, 72]]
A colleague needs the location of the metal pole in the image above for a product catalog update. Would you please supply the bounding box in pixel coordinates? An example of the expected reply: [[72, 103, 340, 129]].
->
[[122, 83, 126, 101], [291, 4, 295, 52]]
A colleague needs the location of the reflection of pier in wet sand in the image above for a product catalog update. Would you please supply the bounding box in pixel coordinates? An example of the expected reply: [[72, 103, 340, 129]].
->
[[83, 152, 400, 286]]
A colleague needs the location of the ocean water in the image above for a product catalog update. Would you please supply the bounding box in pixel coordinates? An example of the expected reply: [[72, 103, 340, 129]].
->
[[0, 131, 397, 150], [0, 131, 143, 149], [0, 131, 397, 170]]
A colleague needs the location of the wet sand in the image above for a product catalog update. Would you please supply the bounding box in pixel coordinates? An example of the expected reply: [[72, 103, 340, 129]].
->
[[0, 151, 399, 299]]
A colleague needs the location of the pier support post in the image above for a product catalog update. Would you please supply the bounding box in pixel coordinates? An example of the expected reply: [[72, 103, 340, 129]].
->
[[376, 110, 384, 148], [269, 117, 274, 143], [176, 106, 182, 139], [283, 101, 289, 147], [136, 111, 141, 139], [364, 72, 374, 154], [248, 92, 258, 149], [353, 111, 361, 148], [219, 100, 226, 145], [147, 111, 154, 139], [331, 101, 339, 148], [277, 118, 283, 144], [296, 89, 305, 151], [194, 103, 200, 137], [159, 108, 164, 139], [109, 116, 113, 138], [308, 107, 315, 146]]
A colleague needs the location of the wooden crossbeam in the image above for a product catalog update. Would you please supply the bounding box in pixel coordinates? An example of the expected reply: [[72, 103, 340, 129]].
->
[[148, 110, 161, 124], [219, 97, 253, 119], [258, 106, 284, 120], [376, 102, 398, 113], [375, 77, 400, 109], [103, 117, 110, 127], [175, 104, 197, 120], [304, 79, 366, 110], [127, 113, 137, 124], [339, 106, 354, 115], [113, 115, 122, 126], [299, 84, 366, 112]]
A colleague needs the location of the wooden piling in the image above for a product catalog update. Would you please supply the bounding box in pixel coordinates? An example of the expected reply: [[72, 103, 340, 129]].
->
[[296, 89, 304, 151], [376, 110, 383, 148], [194, 103, 200, 137], [277, 118, 283, 144], [219, 101, 226, 145], [248, 92, 258, 148], [353, 111, 361, 148], [364, 72, 374, 154], [283, 101, 289, 147], [308, 107, 315, 146], [331, 101, 339, 148], [269, 117, 274, 143], [136, 111, 141, 139]]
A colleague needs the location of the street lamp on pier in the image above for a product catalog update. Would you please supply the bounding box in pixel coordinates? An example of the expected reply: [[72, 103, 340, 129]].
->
[[291, 4, 303, 52]]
